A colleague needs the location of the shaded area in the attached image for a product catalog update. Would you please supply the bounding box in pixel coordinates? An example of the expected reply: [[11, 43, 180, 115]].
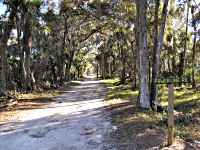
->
[[103, 79, 200, 149], [104, 102, 167, 150]]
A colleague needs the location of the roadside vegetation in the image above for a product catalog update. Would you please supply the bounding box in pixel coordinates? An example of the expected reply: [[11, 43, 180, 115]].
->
[[102, 78, 200, 149], [0, 81, 80, 123]]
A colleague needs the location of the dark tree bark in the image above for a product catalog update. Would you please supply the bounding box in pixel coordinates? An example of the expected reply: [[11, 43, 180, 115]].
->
[[22, 13, 33, 91], [49, 56, 57, 84], [192, 5, 196, 88], [96, 66, 99, 78], [77, 66, 80, 78], [171, 36, 176, 74], [60, 16, 68, 83], [135, 0, 140, 90], [16, 17, 26, 90], [178, 0, 190, 84], [121, 46, 126, 84], [150, 0, 169, 111], [101, 48, 106, 79], [66, 50, 74, 81]]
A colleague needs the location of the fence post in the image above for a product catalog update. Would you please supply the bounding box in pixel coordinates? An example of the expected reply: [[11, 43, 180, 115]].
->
[[168, 83, 175, 145]]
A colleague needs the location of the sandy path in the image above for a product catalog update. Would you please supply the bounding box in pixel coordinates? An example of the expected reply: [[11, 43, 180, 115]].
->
[[0, 77, 115, 150]]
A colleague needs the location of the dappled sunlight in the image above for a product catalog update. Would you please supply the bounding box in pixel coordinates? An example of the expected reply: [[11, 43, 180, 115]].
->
[[13, 97, 105, 122], [102, 78, 200, 149], [0, 78, 114, 150]]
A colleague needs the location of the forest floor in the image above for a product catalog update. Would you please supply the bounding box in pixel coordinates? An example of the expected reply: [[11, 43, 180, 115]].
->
[[102, 78, 200, 150], [0, 76, 115, 150]]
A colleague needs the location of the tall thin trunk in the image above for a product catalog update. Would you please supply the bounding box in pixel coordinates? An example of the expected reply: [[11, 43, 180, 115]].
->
[[121, 47, 126, 84], [60, 17, 68, 82], [78, 67, 80, 78], [171, 35, 176, 74], [183, 0, 190, 73], [66, 50, 74, 81], [168, 51, 171, 72], [49, 56, 57, 84], [102, 48, 106, 79], [150, 0, 169, 111], [135, 0, 140, 90], [132, 42, 137, 89], [178, 0, 190, 82], [96, 66, 99, 78], [192, 6, 196, 88], [0, 32, 7, 96], [150, 0, 160, 111]]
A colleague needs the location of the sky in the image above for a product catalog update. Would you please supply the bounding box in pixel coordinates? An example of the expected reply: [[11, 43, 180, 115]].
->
[[0, 0, 60, 16], [0, 2, 6, 15]]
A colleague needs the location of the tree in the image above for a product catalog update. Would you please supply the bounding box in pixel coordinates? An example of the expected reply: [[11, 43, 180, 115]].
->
[[191, 4, 197, 88], [136, 0, 150, 109], [150, 0, 169, 111], [178, 0, 190, 84]]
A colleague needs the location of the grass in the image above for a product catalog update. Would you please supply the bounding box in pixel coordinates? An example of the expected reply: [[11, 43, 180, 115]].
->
[[102, 79, 200, 149], [158, 85, 200, 141]]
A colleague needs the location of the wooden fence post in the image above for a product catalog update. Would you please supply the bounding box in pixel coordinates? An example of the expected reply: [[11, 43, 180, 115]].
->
[[168, 83, 175, 145]]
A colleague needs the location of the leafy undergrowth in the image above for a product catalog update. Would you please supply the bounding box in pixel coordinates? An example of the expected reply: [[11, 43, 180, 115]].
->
[[0, 81, 80, 123], [102, 79, 200, 150]]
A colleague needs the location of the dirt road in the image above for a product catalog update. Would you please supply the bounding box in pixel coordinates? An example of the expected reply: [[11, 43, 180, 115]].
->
[[0, 77, 115, 150]]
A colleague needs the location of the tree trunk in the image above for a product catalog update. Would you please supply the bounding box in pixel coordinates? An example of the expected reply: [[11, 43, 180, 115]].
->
[[136, 0, 150, 109], [121, 47, 126, 84], [49, 56, 57, 84], [60, 17, 68, 83], [171, 36, 176, 74], [0, 38, 7, 96], [66, 64, 70, 81], [22, 14, 33, 91], [102, 48, 106, 79], [192, 6, 196, 88], [150, 0, 169, 111], [178, 0, 190, 84], [77, 66, 80, 78], [16, 18, 26, 90], [96, 66, 99, 78], [132, 41, 137, 89], [66, 50, 74, 81], [150, 0, 159, 110], [135, 0, 140, 91]]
